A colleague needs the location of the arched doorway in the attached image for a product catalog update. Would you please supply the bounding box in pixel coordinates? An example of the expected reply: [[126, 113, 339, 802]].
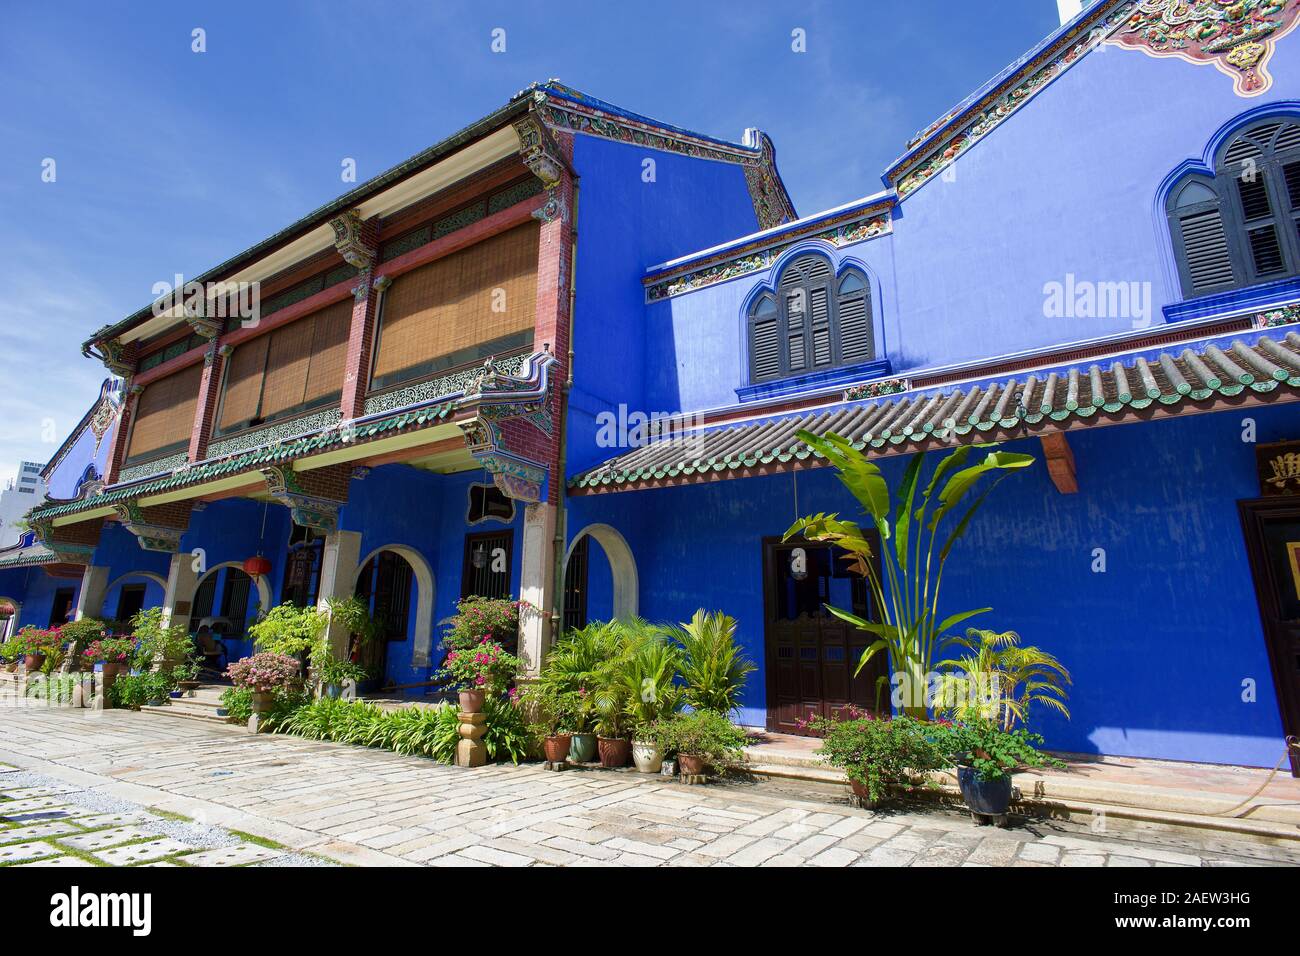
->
[[190, 562, 274, 661], [0, 597, 19, 639], [353, 545, 435, 686], [562, 523, 638, 631], [104, 571, 167, 623]]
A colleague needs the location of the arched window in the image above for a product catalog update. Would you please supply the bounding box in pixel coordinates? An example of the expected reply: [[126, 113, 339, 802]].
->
[[1169, 118, 1300, 297], [747, 255, 875, 383]]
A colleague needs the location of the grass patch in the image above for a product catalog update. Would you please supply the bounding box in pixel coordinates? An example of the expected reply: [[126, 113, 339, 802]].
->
[[228, 829, 287, 850], [148, 808, 195, 824]]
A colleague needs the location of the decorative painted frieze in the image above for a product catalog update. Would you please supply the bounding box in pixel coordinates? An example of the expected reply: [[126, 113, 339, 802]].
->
[[118, 452, 188, 485], [1257, 304, 1300, 328], [259, 465, 343, 534], [530, 87, 797, 230], [843, 377, 911, 402], [645, 213, 891, 302], [1111, 0, 1300, 97], [110, 502, 186, 553]]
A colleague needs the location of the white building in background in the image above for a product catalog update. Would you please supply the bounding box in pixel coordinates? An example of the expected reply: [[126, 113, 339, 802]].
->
[[0, 461, 48, 549]]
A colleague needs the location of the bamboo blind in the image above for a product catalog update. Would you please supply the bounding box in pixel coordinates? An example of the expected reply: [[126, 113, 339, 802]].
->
[[373, 222, 539, 381], [217, 298, 354, 431], [127, 362, 203, 459]]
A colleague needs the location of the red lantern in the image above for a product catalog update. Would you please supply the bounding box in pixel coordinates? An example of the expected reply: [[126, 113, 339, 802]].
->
[[243, 555, 272, 577]]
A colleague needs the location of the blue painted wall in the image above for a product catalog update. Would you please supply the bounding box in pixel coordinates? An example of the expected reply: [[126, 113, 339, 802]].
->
[[45, 420, 114, 501], [627, 42, 1300, 415], [565, 402, 1299, 768]]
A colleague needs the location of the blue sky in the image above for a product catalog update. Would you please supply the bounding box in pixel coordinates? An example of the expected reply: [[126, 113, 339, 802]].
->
[[0, 0, 1063, 485]]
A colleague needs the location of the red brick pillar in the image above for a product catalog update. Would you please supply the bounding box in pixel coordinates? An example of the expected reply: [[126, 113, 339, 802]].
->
[[187, 339, 225, 462], [336, 214, 382, 421]]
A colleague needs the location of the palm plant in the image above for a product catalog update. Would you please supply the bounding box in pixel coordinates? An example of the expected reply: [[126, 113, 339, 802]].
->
[[785, 433, 1033, 717], [674, 609, 756, 716], [933, 627, 1071, 730], [541, 621, 622, 732], [619, 631, 685, 732]]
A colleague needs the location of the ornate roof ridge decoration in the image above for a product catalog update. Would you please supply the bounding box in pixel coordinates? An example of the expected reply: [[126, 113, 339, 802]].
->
[[570, 332, 1300, 493], [892, 1, 1132, 200], [645, 209, 892, 302], [1110, 0, 1300, 98], [110, 501, 188, 553], [0, 540, 60, 570], [41, 378, 123, 484], [843, 377, 910, 402], [529, 87, 797, 230]]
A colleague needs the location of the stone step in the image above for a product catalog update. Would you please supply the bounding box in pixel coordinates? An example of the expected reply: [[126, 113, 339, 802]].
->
[[136, 704, 232, 726]]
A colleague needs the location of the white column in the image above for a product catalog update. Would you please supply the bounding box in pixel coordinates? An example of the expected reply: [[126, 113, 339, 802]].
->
[[74, 565, 111, 621], [517, 502, 555, 677], [316, 530, 362, 659], [161, 551, 200, 634]]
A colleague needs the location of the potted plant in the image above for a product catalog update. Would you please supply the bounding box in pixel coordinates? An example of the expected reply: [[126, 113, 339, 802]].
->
[[649, 709, 749, 778], [142, 670, 176, 706], [172, 654, 203, 695], [620, 633, 684, 773], [519, 683, 577, 763], [317, 656, 366, 699], [129, 608, 193, 673], [57, 617, 111, 670], [435, 638, 520, 714], [248, 602, 327, 675], [18, 627, 59, 673], [226, 652, 303, 713], [933, 718, 1064, 822], [805, 709, 945, 808], [82, 637, 135, 701], [0, 635, 24, 672]]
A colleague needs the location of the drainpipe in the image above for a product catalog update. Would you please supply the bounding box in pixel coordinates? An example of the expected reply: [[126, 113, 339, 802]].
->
[[551, 184, 579, 644]]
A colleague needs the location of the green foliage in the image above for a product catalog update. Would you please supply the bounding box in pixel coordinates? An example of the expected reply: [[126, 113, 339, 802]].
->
[[517, 681, 581, 738], [648, 709, 749, 768], [931, 717, 1065, 781], [614, 629, 684, 735], [109, 670, 175, 709], [933, 627, 1071, 730], [24, 674, 87, 703], [317, 656, 367, 688], [540, 621, 622, 732], [436, 639, 520, 694], [57, 618, 110, 658], [673, 610, 755, 716], [129, 608, 193, 669], [809, 713, 946, 804], [440, 597, 525, 652], [248, 602, 328, 663], [325, 595, 383, 645], [276, 695, 532, 765], [218, 686, 306, 728], [0, 637, 22, 662], [785, 436, 1034, 716]]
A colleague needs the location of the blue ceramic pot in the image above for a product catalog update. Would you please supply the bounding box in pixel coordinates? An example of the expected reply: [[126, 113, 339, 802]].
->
[[956, 766, 1013, 815]]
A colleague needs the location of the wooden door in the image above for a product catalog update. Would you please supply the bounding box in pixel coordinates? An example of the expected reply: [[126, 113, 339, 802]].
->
[[762, 536, 888, 735], [1238, 498, 1300, 776]]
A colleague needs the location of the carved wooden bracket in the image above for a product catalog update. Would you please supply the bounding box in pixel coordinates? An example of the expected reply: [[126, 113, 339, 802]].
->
[[1040, 432, 1078, 495]]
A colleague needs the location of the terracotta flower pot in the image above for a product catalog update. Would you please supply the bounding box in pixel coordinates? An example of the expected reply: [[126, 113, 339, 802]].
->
[[458, 689, 485, 714], [849, 779, 882, 810], [24, 653, 45, 673], [543, 734, 572, 763], [597, 736, 631, 768], [631, 740, 663, 774], [251, 690, 275, 713], [677, 753, 706, 776]]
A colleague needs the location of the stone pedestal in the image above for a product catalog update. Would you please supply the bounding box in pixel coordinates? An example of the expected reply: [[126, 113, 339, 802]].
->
[[456, 711, 487, 768]]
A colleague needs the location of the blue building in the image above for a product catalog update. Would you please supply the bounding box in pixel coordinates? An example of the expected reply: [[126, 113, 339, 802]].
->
[[7, 1, 1300, 774]]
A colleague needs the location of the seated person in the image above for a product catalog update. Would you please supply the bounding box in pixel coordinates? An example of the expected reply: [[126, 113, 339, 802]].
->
[[194, 624, 226, 673]]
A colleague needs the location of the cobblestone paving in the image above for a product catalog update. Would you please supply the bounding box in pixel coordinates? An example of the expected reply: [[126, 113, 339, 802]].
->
[[1, 708, 1297, 868]]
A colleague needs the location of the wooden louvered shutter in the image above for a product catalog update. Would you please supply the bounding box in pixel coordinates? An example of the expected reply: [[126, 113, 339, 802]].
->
[[372, 222, 539, 388], [836, 271, 873, 363], [749, 295, 780, 381], [259, 316, 315, 419], [127, 363, 203, 461], [218, 335, 270, 431], [1178, 209, 1236, 293], [809, 285, 832, 367], [302, 298, 352, 405], [1235, 172, 1286, 278], [785, 288, 807, 372]]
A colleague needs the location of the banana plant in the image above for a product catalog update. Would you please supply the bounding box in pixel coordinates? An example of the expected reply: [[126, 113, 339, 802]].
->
[[784, 432, 1034, 717]]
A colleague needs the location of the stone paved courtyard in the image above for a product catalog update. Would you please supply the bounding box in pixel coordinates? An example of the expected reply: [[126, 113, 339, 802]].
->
[[1, 707, 1297, 868]]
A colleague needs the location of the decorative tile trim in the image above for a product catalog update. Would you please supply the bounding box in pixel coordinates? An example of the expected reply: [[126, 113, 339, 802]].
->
[[532, 88, 797, 229], [843, 377, 911, 402], [363, 352, 529, 417], [207, 408, 344, 460], [894, 3, 1131, 200], [646, 213, 891, 302], [1257, 304, 1300, 329], [118, 452, 189, 485]]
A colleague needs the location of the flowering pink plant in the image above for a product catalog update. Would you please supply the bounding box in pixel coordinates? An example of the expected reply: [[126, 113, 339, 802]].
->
[[440, 597, 530, 653], [82, 637, 134, 664], [226, 652, 302, 693], [436, 638, 520, 693]]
